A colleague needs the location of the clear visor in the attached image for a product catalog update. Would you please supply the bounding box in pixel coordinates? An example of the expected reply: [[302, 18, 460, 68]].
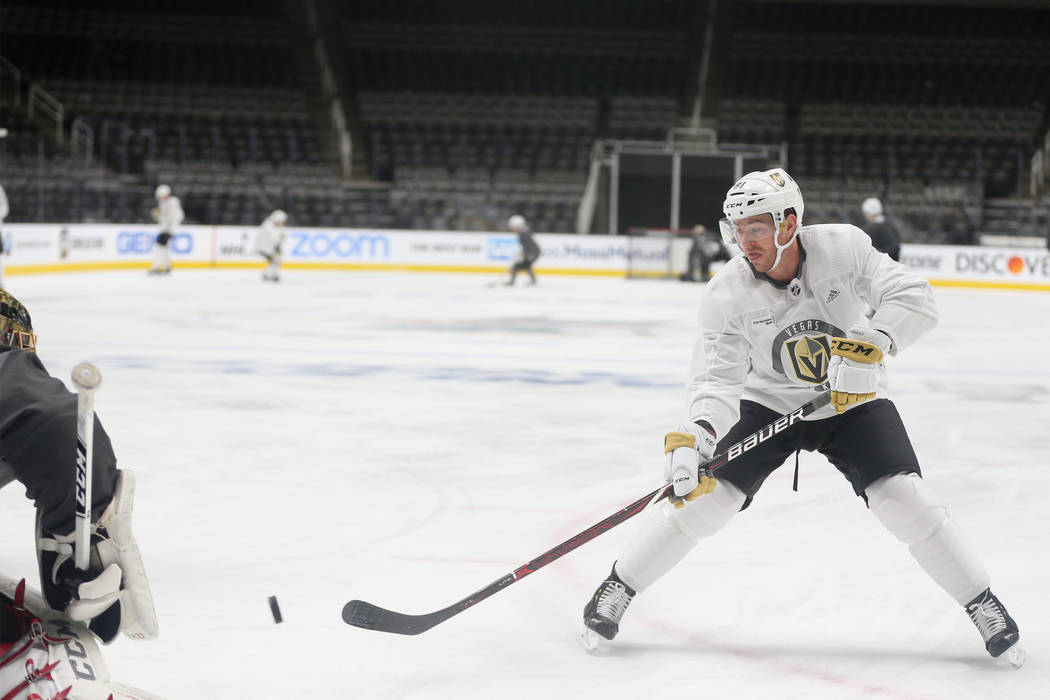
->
[[718, 214, 777, 246]]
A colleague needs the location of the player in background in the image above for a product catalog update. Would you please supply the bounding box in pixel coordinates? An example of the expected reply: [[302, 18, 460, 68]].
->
[[861, 196, 901, 261], [0, 183, 10, 288], [680, 224, 731, 282], [149, 184, 184, 275], [255, 209, 288, 282], [505, 214, 540, 286], [581, 169, 1024, 666], [0, 290, 161, 697]]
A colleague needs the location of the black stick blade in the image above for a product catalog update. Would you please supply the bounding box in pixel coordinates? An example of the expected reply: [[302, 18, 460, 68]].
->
[[343, 600, 445, 636]]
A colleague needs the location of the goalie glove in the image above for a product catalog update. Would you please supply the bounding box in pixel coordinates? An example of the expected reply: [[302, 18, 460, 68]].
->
[[828, 328, 892, 413], [37, 470, 158, 643], [663, 423, 718, 508]]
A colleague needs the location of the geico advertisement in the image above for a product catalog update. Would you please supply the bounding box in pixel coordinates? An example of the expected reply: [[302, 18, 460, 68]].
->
[[113, 227, 203, 260], [901, 244, 1050, 282]]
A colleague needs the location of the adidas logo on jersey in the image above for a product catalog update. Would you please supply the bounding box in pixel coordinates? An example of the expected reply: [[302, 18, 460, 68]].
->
[[825, 289, 839, 304]]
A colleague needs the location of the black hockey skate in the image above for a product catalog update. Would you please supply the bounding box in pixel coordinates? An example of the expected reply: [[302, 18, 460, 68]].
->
[[580, 565, 635, 650], [966, 589, 1024, 667]]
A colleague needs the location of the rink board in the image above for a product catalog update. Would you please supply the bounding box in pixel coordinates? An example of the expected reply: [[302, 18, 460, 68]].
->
[[4, 223, 1050, 290]]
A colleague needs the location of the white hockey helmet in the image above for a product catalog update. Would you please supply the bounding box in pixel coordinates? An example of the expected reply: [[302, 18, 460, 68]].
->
[[507, 214, 527, 231], [271, 209, 288, 225], [719, 168, 804, 273], [154, 184, 171, 200], [862, 197, 883, 218]]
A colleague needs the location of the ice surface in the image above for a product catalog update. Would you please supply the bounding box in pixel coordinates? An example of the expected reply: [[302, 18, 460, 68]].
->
[[1, 269, 1047, 699]]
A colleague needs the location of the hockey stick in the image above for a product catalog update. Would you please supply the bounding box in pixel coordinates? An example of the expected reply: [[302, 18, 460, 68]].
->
[[342, 391, 832, 635], [485, 268, 511, 287], [71, 362, 102, 571]]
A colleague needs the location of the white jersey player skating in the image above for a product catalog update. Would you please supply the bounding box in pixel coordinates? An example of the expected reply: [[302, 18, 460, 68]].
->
[[149, 185, 183, 275], [581, 168, 1024, 667], [254, 209, 287, 282]]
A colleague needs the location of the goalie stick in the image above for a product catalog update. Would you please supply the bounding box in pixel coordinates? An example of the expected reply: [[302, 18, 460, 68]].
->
[[343, 391, 832, 635], [71, 362, 102, 571]]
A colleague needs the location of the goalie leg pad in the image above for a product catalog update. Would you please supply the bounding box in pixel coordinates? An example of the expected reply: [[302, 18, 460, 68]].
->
[[1, 574, 168, 699], [866, 472, 990, 604], [1, 575, 110, 699], [615, 479, 745, 592]]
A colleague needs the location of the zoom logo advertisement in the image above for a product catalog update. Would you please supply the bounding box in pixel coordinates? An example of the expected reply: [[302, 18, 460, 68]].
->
[[288, 231, 390, 259], [486, 236, 518, 261], [116, 231, 193, 254]]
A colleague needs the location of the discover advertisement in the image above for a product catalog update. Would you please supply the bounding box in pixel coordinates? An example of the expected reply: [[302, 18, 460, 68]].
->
[[899, 243, 1050, 289]]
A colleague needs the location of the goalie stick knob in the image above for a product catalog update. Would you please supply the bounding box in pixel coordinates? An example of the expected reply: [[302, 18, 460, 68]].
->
[[71, 362, 102, 391]]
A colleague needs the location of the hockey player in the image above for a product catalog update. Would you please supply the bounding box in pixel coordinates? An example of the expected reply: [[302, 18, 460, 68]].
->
[[505, 214, 540, 286], [582, 168, 1024, 666], [148, 184, 183, 275], [679, 224, 731, 283], [0, 290, 158, 652], [255, 209, 287, 282], [861, 196, 901, 261]]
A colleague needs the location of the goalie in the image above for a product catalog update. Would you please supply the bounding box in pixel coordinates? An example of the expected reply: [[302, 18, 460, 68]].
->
[[0, 290, 161, 697]]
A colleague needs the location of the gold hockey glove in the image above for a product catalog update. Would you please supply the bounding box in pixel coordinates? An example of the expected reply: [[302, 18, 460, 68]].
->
[[664, 424, 718, 507], [828, 329, 891, 413]]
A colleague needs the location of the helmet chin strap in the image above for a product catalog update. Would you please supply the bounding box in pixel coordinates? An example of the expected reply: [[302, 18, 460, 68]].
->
[[766, 221, 799, 275]]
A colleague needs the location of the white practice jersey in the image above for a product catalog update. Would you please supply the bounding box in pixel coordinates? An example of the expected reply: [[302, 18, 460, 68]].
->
[[153, 196, 184, 232], [255, 217, 285, 255], [688, 223, 938, 439]]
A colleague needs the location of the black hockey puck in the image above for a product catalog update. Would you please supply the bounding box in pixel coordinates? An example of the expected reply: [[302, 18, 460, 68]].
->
[[268, 595, 283, 624]]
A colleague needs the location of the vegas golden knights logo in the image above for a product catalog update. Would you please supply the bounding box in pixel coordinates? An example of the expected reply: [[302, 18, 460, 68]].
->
[[785, 335, 831, 384]]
